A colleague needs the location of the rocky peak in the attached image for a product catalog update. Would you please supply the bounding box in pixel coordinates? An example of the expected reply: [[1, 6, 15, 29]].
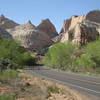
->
[[59, 9, 100, 45], [22, 20, 36, 29], [24, 20, 31, 24], [9, 21, 52, 53], [86, 9, 100, 23], [0, 14, 19, 29], [41, 18, 51, 23], [10, 20, 36, 31], [37, 18, 58, 38], [60, 18, 72, 33], [24, 20, 34, 26]]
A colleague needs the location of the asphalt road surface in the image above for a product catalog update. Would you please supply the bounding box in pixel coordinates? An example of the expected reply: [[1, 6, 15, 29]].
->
[[26, 66, 100, 98]]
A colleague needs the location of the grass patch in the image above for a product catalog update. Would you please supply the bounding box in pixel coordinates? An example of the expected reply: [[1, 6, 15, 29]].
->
[[47, 86, 60, 94], [0, 93, 16, 100], [0, 69, 18, 82], [91, 68, 100, 74]]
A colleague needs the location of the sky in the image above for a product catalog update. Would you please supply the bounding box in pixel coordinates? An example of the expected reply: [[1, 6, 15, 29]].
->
[[0, 0, 100, 32]]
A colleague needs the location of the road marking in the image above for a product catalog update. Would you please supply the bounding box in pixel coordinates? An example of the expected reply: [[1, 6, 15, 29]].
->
[[37, 68, 100, 85], [47, 70, 100, 85], [50, 68, 100, 79], [68, 76, 100, 85], [27, 67, 100, 85], [31, 71, 100, 95]]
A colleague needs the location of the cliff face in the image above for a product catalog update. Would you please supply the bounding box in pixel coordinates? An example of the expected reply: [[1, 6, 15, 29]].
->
[[60, 18, 72, 33], [58, 10, 100, 45], [0, 10, 100, 53], [8, 21, 52, 53], [60, 15, 86, 34], [0, 15, 55, 53], [37, 19, 58, 38]]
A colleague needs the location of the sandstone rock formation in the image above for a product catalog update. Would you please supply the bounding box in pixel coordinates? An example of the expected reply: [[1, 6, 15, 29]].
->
[[1, 9, 100, 53], [37, 19, 58, 38], [52, 33, 63, 43], [9, 20, 52, 53], [60, 18, 72, 33], [74, 21, 99, 45], [0, 15, 54, 53], [59, 10, 100, 45], [0, 14, 18, 29]]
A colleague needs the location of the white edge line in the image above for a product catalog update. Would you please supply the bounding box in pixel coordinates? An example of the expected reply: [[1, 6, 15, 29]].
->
[[31, 71, 100, 94], [43, 66, 100, 79]]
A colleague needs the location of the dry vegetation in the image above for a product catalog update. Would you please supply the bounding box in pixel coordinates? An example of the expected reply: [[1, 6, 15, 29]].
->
[[0, 70, 90, 100]]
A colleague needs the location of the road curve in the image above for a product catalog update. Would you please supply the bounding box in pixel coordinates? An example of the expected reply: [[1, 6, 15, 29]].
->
[[26, 66, 100, 98]]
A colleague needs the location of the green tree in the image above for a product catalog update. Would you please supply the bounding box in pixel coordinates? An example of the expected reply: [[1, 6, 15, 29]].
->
[[72, 38, 100, 72], [84, 38, 100, 67], [43, 42, 77, 70], [0, 39, 35, 67]]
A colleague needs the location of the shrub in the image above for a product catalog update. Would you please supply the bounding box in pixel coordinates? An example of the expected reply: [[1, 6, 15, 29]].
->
[[0, 39, 35, 66], [84, 38, 100, 68], [71, 38, 100, 72], [43, 42, 77, 70], [43, 38, 100, 73], [0, 58, 21, 72], [74, 54, 94, 67], [0, 69, 18, 82], [72, 54, 96, 72], [21, 52, 35, 66], [47, 86, 59, 94]]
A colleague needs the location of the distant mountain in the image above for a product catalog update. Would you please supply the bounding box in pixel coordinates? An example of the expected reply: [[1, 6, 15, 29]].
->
[[0, 14, 19, 29], [37, 19, 58, 38], [8, 20, 52, 53], [0, 10, 100, 53]]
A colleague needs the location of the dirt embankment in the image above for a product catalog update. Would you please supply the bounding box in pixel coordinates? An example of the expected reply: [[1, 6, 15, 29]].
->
[[0, 70, 90, 100]]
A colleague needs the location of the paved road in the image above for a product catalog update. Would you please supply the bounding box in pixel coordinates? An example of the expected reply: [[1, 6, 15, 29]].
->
[[26, 66, 100, 98]]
